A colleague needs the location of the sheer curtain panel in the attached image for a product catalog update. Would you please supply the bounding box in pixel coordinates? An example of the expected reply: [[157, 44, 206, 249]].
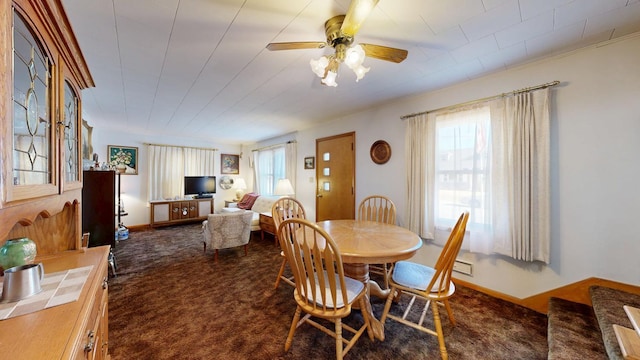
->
[[148, 145, 184, 201], [147, 145, 217, 202]]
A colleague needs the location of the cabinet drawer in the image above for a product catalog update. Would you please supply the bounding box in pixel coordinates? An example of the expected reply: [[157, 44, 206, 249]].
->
[[260, 214, 276, 233], [74, 267, 109, 360]]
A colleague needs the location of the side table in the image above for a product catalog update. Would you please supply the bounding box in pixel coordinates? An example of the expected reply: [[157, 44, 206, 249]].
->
[[259, 212, 278, 245]]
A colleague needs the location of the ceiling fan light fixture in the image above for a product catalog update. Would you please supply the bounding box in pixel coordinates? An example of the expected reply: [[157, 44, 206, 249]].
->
[[352, 64, 370, 81], [344, 44, 366, 68], [310, 56, 329, 78], [321, 70, 338, 87]]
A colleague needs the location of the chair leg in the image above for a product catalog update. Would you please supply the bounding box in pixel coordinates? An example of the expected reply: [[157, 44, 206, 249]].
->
[[203, 243, 206, 254], [244, 244, 248, 257], [108, 250, 117, 277], [214, 249, 219, 263], [381, 287, 396, 324], [383, 263, 390, 289], [274, 256, 287, 289], [335, 318, 343, 360], [285, 306, 302, 352], [443, 299, 456, 325], [431, 299, 448, 360]]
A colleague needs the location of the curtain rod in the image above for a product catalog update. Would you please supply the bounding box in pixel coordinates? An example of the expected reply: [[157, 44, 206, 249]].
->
[[251, 140, 296, 152], [400, 80, 560, 120], [144, 142, 219, 151]]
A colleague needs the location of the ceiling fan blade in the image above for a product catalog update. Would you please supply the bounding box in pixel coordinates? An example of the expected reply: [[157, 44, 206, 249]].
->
[[360, 43, 408, 63], [266, 42, 326, 51], [341, 0, 380, 37]]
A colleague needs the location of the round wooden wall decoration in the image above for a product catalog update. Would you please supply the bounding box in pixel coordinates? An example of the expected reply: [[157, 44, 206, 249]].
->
[[370, 140, 391, 164]]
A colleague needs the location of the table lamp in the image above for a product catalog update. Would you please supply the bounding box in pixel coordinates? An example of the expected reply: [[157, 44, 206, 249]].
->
[[233, 178, 247, 201], [274, 178, 295, 196]]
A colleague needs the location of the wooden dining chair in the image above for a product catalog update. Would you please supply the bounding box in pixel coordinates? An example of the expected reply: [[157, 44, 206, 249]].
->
[[357, 195, 397, 288], [380, 211, 469, 360], [277, 218, 373, 360], [271, 197, 306, 288]]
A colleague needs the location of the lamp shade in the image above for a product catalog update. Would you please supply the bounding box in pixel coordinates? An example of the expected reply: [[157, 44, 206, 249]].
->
[[274, 179, 295, 196], [234, 178, 247, 200], [233, 178, 247, 190]]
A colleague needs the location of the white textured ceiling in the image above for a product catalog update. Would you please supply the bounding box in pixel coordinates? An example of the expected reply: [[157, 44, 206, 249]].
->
[[61, 0, 640, 144]]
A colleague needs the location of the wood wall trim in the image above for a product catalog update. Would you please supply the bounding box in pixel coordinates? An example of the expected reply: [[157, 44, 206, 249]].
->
[[454, 277, 640, 314]]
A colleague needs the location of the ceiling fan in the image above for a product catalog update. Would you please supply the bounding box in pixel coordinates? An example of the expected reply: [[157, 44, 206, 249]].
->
[[266, 0, 408, 87]]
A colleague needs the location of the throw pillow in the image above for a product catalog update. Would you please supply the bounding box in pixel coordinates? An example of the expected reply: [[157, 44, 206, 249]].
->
[[237, 193, 259, 210]]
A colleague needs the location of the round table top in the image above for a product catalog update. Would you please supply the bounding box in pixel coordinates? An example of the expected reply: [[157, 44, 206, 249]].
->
[[316, 219, 422, 264]]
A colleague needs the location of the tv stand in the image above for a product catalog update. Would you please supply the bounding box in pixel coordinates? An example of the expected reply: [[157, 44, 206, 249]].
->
[[149, 198, 213, 227]]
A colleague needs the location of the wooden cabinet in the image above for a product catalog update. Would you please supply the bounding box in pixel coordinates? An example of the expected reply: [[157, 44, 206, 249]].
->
[[1, 0, 94, 255], [0, 2, 104, 358], [150, 198, 213, 227], [260, 213, 277, 242], [82, 171, 116, 248], [1, 0, 93, 206], [0, 246, 110, 360]]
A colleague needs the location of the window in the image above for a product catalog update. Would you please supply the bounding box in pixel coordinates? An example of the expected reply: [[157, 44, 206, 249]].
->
[[432, 105, 491, 248], [254, 147, 285, 195], [406, 87, 551, 262]]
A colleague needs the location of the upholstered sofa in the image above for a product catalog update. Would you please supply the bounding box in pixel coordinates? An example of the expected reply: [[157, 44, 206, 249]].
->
[[220, 194, 281, 231], [202, 210, 253, 262]]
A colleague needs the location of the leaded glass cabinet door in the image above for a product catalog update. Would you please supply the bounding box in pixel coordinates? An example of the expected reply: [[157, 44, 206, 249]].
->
[[7, 10, 57, 201], [62, 79, 82, 190]]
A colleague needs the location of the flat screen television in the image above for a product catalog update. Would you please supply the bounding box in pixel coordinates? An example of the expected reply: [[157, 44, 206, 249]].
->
[[184, 176, 216, 198]]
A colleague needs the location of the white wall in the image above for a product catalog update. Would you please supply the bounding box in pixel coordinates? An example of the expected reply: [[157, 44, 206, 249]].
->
[[292, 32, 640, 298], [91, 32, 640, 298], [86, 130, 243, 226]]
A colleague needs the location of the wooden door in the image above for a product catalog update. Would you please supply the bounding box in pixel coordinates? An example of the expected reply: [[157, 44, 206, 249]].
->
[[316, 132, 355, 221]]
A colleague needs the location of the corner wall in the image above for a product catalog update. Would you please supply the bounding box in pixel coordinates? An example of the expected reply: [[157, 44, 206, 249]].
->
[[293, 33, 640, 298]]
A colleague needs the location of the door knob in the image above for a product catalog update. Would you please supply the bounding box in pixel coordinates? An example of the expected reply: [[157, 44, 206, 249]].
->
[[317, 194, 323, 198]]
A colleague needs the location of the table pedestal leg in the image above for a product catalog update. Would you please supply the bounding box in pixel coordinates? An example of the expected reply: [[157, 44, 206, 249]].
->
[[343, 263, 385, 341]]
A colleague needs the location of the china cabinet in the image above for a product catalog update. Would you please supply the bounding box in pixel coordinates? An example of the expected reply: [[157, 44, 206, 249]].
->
[[0, 0, 104, 359], [1, 0, 94, 251]]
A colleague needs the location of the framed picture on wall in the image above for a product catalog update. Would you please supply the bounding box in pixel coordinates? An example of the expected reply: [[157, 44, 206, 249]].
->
[[304, 156, 315, 169], [108, 145, 138, 175], [221, 154, 240, 174]]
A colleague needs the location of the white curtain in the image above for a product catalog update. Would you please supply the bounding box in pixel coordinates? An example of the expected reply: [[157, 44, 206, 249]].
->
[[183, 148, 216, 176], [405, 114, 430, 238], [405, 87, 551, 263], [148, 145, 184, 201], [491, 89, 550, 262], [147, 145, 217, 202], [285, 141, 297, 190]]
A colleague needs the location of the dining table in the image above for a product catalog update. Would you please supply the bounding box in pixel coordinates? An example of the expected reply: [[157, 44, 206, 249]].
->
[[315, 219, 423, 341]]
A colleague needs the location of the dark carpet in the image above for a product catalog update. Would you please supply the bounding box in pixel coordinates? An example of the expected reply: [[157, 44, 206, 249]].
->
[[108, 224, 548, 359]]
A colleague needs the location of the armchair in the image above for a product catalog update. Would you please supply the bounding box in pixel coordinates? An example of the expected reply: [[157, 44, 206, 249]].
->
[[202, 211, 253, 263]]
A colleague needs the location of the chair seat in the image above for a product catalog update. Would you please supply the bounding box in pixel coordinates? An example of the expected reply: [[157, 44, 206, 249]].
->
[[392, 261, 453, 295], [300, 272, 364, 309]]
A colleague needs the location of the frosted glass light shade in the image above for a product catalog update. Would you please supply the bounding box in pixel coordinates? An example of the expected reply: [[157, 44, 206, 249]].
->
[[310, 56, 329, 78], [352, 64, 370, 81], [321, 71, 338, 87]]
